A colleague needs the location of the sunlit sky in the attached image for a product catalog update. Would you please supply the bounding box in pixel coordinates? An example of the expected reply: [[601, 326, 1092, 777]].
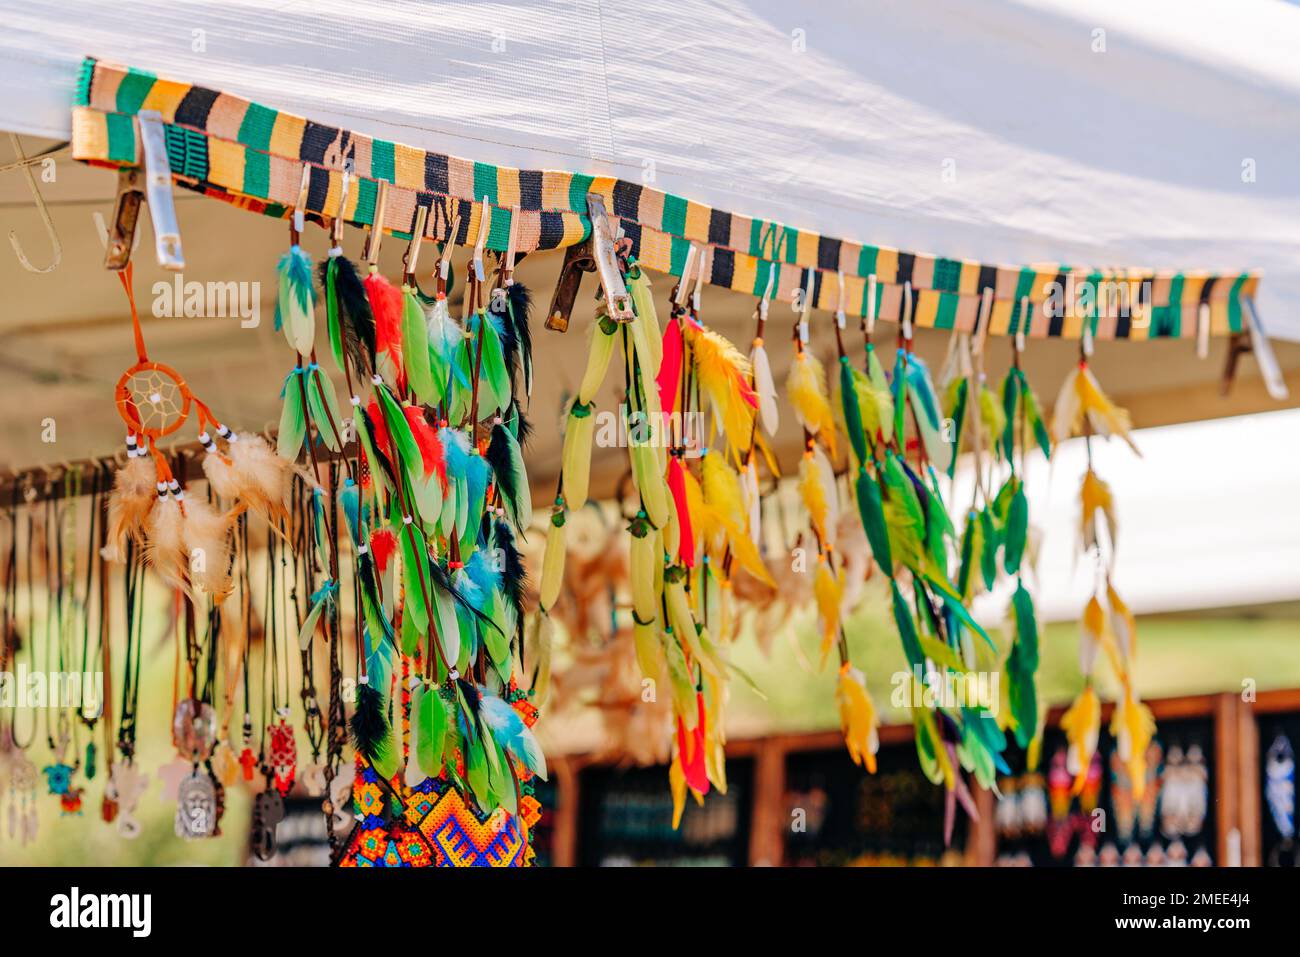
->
[[960, 407, 1300, 623]]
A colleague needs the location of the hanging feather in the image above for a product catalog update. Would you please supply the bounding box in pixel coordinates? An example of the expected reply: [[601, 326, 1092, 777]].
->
[[657, 318, 684, 417], [560, 400, 595, 510], [468, 308, 513, 418], [627, 265, 663, 373], [813, 557, 843, 666], [798, 450, 835, 548], [688, 325, 758, 451], [629, 438, 670, 530], [275, 245, 315, 356], [503, 281, 534, 396], [751, 337, 779, 436], [1111, 688, 1156, 799], [203, 431, 292, 528], [667, 455, 695, 568], [838, 356, 867, 465], [103, 455, 156, 562], [425, 296, 458, 406], [364, 268, 405, 391], [350, 680, 395, 777], [1007, 582, 1040, 748], [1052, 361, 1141, 455], [493, 519, 528, 640], [306, 366, 345, 453], [854, 467, 892, 573], [786, 349, 837, 458], [415, 684, 450, 778], [277, 368, 307, 462], [1060, 685, 1101, 795], [144, 496, 189, 596], [487, 419, 532, 533], [401, 284, 437, 405], [1080, 468, 1117, 554], [837, 665, 880, 772], [539, 511, 566, 612], [579, 315, 618, 405], [480, 692, 547, 780], [1003, 480, 1029, 575], [320, 253, 375, 379], [181, 496, 233, 602], [1108, 579, 1137, 661]]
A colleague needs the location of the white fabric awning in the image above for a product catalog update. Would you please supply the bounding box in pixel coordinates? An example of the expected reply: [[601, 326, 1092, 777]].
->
[[2, 0, 1297, 339]]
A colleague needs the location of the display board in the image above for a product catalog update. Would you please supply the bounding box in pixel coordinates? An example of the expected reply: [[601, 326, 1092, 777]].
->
[[576, 761, 754, 867], [782, 745, 967, 866], [995, 716, 1216, 867], [1257, 709, 1299, 867]]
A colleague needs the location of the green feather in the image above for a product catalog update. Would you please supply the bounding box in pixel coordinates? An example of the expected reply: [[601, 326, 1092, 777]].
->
[[1003, 483, 1029, 575], [839, 356, 867, 465], [1000, 370, 1021, 462], [402, 287, 437, 405], [400, 527, 430, 634], [277, 370, 306, 461], [979, 508, 998, 590], [944, 377, 968, 479], [306, 369, 343, 452], [323, 256, 344, 370], [415, 685, 449, 778], [854, 468, 893, 572], [891, 350, 908, 450], [891, 580, 925, 669]]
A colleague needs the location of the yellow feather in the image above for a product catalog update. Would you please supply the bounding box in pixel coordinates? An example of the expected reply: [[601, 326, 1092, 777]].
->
[[1080, 468, 1117, 553], [1111, 688, 1156, 799], [813, 558, 843, 666], [798, 452, 830, 545], [1059, 685, 1101, 795], [669, 753, 687, 829], [1075, 365, 1141, 455], [837, 664, 879, 772], [688, 325, 756, 451], [785, 350, 837, 458]]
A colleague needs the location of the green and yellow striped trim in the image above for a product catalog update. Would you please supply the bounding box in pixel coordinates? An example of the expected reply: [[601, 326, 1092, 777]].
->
[[71, 57, 1259, 340]]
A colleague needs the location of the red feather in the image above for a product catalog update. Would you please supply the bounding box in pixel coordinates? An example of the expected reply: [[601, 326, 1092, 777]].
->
[[667, 456, 695, 568], [734, 368, 759, 409], [364, 270, 405, 389], [676, 695, 710, 795], [369, 527, 398, 573], [366, 397, 392, 460], [403, 405, 446, 489], [657, 318, 682, 415]]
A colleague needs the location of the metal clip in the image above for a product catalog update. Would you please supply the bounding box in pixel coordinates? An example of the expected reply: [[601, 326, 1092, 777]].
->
[[103, 167, 144, 271], [137, 110, 184, 270], [586, 194, 634, 322]]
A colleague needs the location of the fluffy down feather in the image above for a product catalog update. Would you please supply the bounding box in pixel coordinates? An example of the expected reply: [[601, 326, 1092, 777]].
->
[[181, 496, 233, 601], [204, 432, 292, 528], [144, 496, 189, 595], [103, 455, 157, 562], [688, 325, 757, 451], [786, 350, 838, 458]]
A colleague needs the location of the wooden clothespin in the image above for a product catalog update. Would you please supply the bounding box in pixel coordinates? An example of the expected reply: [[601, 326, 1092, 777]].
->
[[363, 180, 388, 266], [472, 195, 491, 284], [901, 280, 913, 342], [675, 244, 698, 308], [1196, 301, 1211, 360], [502, 205, 520, 286], [797, 267, 814, 343], [290, 164, 311, 246], [329, 167, 351, 251], [438, 211, 461, 295], [865, 274, 878, 338], [403, 205, 429, 285], [691, 245, 709, 314], [972, 286, 994, 357], [1016, 295, 1031, 354], [835, 269, 848, 329]]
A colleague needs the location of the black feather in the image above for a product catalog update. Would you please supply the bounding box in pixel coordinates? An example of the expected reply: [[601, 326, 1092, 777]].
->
[[506, 282, 533, 397], [494, 518, 528, 639], [357, 406, 398, 492], [428, 559, 502, 637], [333, 255, 376, 380], [485, 422, 525, 533], [349, 681, 391, 763]]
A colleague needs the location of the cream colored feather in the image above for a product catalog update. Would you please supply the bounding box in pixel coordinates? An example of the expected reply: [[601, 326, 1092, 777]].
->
[[785, 350, 837, 458], [749, 338, 779, 436], [181, 496, 234, 602], [103, 455, 157, 563], [144, 496, 190, 596], [205, 431, 291, 527], [1053, 364, 1141, 455]]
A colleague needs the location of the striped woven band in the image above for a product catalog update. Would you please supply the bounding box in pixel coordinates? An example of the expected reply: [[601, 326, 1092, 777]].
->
[[70, 57, 1259, 341]]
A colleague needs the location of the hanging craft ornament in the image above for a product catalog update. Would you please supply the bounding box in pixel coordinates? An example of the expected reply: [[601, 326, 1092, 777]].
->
[[1052, 332, 1152, 797]]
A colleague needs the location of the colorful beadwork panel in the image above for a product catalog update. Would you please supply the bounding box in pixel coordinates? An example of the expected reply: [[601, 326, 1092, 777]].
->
[[71, 57, 1258, 340]]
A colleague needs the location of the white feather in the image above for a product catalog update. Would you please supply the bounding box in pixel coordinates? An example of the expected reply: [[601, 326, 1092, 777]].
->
[[750, 340, 779, 436]]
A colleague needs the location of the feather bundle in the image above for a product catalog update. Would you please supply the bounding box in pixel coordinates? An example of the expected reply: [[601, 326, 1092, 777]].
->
[[144, 496, 188, 595], [689, 325, 758, 451], [319, 253, 374, 379], [276, 245, 315, 356], [1052, 362, 1141, 455], [181, 496, 233, 601], [202, 432, 292, 528], [786, 350, 837, 458], [103, 455, 156, 562], [1107, 580, 1137, 661]]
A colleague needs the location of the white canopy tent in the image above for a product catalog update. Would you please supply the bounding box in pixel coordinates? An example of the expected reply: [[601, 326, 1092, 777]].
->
[[2, 0, 1299, 339]]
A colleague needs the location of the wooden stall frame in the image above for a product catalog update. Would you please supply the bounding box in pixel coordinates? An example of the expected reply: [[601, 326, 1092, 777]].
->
[[547, 690, 1260, 867]]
